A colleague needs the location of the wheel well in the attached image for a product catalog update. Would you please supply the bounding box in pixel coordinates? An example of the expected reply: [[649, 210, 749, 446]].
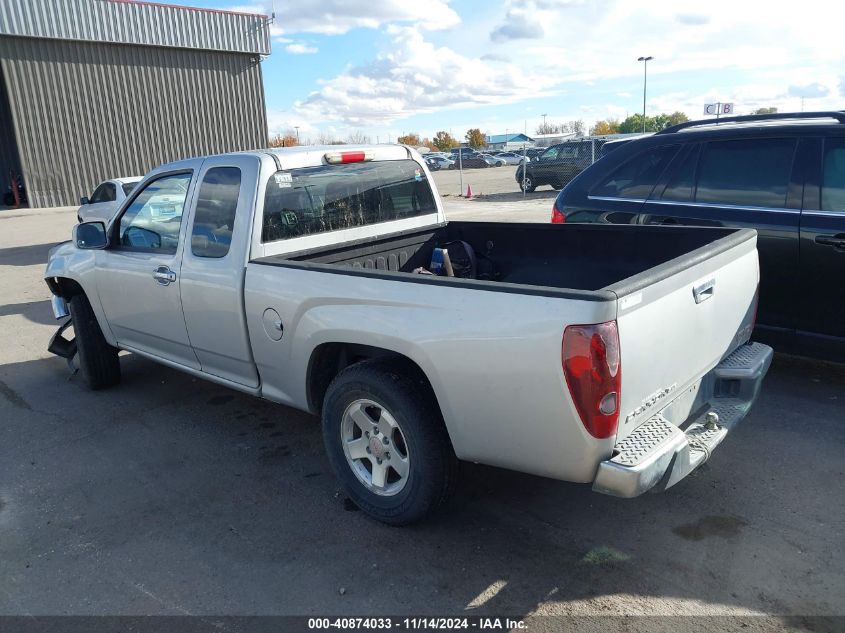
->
[[47, 277, 84, 299], [307, 343, 436, 414]]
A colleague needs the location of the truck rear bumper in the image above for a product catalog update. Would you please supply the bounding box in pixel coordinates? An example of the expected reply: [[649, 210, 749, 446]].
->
[[592, 341, 773, 498]]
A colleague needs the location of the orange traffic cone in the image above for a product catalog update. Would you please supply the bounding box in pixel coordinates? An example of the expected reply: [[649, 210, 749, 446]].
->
[[465, 184, 473, 199]]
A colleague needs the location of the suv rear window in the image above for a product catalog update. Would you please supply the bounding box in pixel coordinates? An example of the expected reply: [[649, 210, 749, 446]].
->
[[262, 160, 437, 243], [695, 138, 796, 208], [591, 145, 678, 199]]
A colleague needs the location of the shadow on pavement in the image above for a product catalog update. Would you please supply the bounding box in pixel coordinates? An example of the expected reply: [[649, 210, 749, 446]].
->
[[0, 299, 55, 326], [0, 242, 60, 267]]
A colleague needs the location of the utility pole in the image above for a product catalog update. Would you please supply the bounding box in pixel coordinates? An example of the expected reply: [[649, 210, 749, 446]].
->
[[294, 126, 300, 144], [637, 56, 653, 133], [542, 114, 547, 134]]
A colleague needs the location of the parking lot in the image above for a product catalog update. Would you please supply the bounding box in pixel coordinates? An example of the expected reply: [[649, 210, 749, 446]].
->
[[1, 196, 843, 630]]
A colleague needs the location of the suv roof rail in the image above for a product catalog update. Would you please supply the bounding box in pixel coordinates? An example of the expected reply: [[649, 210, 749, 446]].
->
[[656, 111, 845, 135]]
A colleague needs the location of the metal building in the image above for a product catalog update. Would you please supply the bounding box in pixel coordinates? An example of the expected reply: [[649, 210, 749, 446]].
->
[[0, 0, 271, 208]]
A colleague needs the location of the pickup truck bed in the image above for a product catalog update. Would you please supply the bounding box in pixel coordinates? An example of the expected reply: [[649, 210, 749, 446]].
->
[[257, 222, 745, 295]]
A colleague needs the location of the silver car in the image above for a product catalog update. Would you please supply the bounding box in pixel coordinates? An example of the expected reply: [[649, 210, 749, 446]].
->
[[77, 177, 142, 223]]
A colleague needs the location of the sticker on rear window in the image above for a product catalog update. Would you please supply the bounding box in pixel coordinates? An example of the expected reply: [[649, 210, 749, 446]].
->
[[274, 173, 293, 188], [414, 169, 422, 182]]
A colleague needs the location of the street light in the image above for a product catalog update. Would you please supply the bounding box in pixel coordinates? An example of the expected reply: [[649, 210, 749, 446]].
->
[[637, 56, 653, 134], [542, 113, 547, 133], [294, 126, 300, 144]]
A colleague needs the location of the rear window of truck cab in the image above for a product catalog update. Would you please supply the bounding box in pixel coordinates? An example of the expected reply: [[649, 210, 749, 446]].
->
[[262, 159, 437, 243]]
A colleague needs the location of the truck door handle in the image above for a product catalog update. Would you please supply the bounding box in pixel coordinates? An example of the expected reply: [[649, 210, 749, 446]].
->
[[153, 266, 177, 285], [815, 234, 845, 251], [693, 279, 716, 304]]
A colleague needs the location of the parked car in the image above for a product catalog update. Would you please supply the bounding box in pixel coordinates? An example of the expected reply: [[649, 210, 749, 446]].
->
[[479, 153, 505, 167], [46, 144, 770, 524], [77, 177, 142, 223], [550, 111, 845, 361], [495, 152, 528, 165], [516, 139, 608, 192], [425, 157, 442, 171], [427, 156, 455, 170], [456, 154, 495, 168]]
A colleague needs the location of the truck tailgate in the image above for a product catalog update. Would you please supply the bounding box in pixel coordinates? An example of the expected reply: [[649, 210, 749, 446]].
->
[[609, 229, 759, 442]]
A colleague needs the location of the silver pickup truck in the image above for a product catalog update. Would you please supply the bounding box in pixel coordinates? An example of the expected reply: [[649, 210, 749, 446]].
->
[[45, 144, 772, 524]]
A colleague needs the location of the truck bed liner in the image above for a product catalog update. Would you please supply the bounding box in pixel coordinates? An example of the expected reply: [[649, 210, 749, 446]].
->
[[253, 223, 752, 297]]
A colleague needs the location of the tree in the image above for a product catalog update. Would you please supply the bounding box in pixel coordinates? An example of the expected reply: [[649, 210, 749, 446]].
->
[[317, 132, 344, 145], [346, 130, 371, 144], [433, 131, 460, 151], [617, 111, 690, 134], [536, 119, 585, 137], [567, 120, 586, 137], [590, 118, 620, 135], [465, 128, 486, 149], [422, 137, 438, 152], [268, 132, 299, 148], [752, 107, 778, 115], [397, 133, 422, 146]]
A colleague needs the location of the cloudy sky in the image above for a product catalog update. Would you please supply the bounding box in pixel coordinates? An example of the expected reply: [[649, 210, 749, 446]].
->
[[163, 0, 845, 142]]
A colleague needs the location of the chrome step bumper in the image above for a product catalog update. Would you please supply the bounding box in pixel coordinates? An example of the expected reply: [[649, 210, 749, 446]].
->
[[593, 342, 773, 498]]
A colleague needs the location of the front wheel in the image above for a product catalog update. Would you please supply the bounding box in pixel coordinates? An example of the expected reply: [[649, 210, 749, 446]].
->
[[322, 360, 457, 525], [69, 293, 121, 390], [518, 174, 536, 193]]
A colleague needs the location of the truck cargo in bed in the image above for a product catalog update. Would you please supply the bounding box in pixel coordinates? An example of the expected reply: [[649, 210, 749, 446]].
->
[[46, 144, 772, 524]]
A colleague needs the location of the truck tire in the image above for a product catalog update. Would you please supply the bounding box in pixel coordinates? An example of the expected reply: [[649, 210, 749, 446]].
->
[[69, 293, 121, 390], [321, 359, 457, 525]]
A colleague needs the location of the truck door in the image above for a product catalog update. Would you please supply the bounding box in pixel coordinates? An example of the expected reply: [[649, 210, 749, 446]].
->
[[96, 168, 200, 369], [798, 136, 845, 352], [178, 154, 261, 388]]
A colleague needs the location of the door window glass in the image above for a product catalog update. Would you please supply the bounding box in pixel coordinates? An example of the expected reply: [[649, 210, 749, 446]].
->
[[591, 145, 678, 199], [695, 138, 796, 208], [90, 183, 116, 203], [659, 146, 700, 201], [540, 147, 560, 160], [191, 167, 241, 258], [821, 138, 845, 211], [117, 172, 192, 254]]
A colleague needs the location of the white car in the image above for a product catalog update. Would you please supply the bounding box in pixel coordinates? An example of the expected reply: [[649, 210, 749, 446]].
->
[[428, 156, 456, 170], [77, 177, 142, 223], [496, 152, 530, 165]]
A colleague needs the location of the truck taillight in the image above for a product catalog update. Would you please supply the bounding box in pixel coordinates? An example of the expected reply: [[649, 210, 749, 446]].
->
[[551, 201, 566, 223], [562, 321, 621, 439]]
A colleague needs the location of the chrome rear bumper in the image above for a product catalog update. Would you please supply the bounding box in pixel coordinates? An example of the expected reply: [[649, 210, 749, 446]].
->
[[593, 342, 773, 498]]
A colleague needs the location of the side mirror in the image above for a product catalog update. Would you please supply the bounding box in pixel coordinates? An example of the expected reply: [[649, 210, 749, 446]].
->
[[73, 222, 108, 249], [80, 196, 90, 205]]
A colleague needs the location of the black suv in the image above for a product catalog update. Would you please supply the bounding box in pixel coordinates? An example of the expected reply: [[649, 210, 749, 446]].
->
[[551, 111, 845, 361], [516, 138, 609, 192]]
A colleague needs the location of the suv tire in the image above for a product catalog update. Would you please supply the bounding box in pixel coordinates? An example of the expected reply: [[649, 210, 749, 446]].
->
[[69, 294, 121, 390], [518, 173, 536, 193], [322, 359, 458, 525]]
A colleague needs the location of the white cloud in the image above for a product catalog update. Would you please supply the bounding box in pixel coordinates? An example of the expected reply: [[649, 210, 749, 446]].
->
[[228, 0, 460, 36], [295, 26, 558, 126], [788, 83, 830, 98], [285, 43, 319, 55]]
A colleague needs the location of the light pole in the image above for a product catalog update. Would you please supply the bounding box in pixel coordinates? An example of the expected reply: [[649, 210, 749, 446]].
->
[[637, 56, 653, 133], [294, 126, 300, 144], [542, 113, 547, 134]]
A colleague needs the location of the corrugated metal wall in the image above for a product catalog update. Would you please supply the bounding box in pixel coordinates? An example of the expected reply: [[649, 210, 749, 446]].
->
[[0, 36, 268, 207], [0, 0, 270, 56], [0, 66, 22, 195]]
